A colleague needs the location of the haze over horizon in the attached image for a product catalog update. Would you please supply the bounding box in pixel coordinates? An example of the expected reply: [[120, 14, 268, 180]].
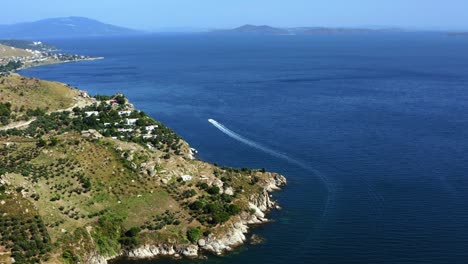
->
[[1, 0, 467, 32]]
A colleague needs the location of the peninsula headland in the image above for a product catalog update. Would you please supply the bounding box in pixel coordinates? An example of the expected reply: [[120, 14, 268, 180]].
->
[[0, 42, 286, 264]]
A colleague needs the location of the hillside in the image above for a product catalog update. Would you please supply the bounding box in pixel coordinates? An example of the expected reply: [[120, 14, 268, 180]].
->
[[0, 17, 141, 39], [0, 75, 286, 264], [0, 44, 32, 59], [0, 75, 89, 127]]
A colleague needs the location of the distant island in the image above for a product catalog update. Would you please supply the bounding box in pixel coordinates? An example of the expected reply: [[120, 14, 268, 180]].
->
[[212, 24, 404, 35], [0, 17, 141, 39], [214, 25, 291, 35], [0, 42, 286, 264]]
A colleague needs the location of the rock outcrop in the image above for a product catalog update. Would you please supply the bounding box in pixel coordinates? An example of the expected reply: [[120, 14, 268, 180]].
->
[[125, 244, 198, 259], [85, 251, 108, 264], [200, 173, 287, 255]]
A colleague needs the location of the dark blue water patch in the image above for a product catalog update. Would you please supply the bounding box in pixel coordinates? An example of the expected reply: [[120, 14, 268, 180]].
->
[[20, 33, 468, 263]]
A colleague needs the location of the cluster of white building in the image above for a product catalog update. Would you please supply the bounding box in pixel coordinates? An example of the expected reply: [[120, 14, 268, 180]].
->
[[76, 94, 166, 145]]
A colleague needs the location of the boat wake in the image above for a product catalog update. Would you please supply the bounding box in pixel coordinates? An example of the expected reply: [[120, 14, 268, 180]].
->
[[209, 119, 300, 164], [208, 118, 337, 221]]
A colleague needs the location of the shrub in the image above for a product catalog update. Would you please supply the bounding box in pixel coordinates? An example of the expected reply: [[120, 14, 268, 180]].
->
[[207, 186, 220, 195], [182, 189, 196, 199], [62, 249, 80, 264], [124, 227, 141, 238], [36, 138, 47, 147], [212, 212, 230, 224], [196, 182, 209, 190], [92, 214, 123, 256], [187, 227, 201, 243], [49, 137, 58, 146], [115, 95, 126, 105], [189, 201, 204, 210], [227, 204, 241, 215], [119, 227, 141, 249], [0, 102, 12, 117]]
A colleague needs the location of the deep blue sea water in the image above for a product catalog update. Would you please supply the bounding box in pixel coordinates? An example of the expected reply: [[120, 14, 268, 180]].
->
[[20, 33, 468, 263]]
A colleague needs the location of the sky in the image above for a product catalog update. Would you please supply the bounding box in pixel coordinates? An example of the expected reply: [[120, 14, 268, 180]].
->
[[1, 0, 467, 31]]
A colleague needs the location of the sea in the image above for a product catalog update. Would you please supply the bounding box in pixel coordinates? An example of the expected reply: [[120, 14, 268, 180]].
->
[[20, 33, 468, 264]]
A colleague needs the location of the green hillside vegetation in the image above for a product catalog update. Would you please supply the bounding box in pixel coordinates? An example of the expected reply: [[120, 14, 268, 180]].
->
[[0, 60, 22, 73], [0, 76, 280, 264]]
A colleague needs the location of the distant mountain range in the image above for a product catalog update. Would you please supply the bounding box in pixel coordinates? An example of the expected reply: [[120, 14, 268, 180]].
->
[[0, 17, 141, 39], [213, 24, 404, 35]]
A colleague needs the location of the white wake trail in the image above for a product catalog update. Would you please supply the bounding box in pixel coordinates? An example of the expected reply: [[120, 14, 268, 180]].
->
[[208, 118, 337, 220], [209, 119, 298, 163]]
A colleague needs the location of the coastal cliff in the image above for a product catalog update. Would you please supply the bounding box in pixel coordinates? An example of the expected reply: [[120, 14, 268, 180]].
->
[[120, 174, 286, 262], [81, 178, 286, 263]]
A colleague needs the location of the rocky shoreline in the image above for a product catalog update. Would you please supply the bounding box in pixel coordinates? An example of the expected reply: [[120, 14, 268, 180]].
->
[[86, 174, 287, 264]]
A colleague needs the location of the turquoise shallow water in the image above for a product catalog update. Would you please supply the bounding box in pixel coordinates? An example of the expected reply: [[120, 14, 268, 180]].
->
[[21, 33, 468, 263]]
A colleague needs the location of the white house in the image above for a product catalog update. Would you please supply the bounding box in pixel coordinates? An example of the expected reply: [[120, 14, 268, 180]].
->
[[126, 118, 138, 126], [145, 125, 158, 132], [118, 111, 132, 116], [181, 175, 193, 182], [85, 111, 99, 117]]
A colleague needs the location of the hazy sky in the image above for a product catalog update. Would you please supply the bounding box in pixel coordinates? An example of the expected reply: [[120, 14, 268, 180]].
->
[[1, 0, 467, 31]]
